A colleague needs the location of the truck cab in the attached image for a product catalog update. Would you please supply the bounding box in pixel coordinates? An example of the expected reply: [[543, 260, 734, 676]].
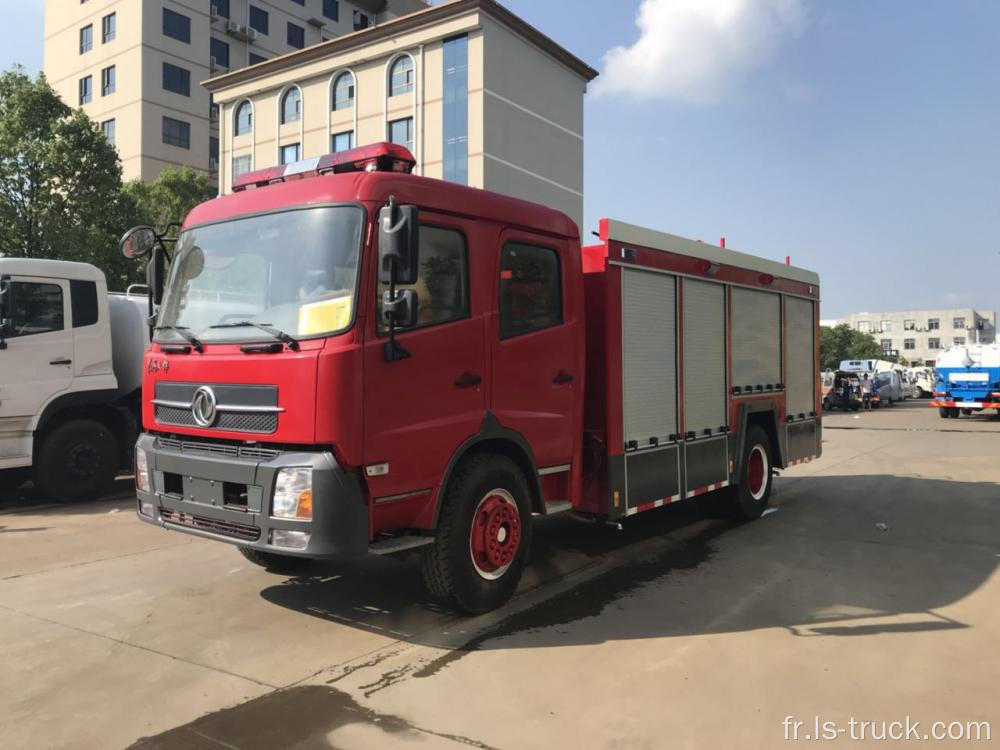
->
[[0, 259, 147, 499]]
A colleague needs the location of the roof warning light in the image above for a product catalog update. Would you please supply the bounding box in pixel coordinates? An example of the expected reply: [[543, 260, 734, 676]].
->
[[232, 142, 416, 192]]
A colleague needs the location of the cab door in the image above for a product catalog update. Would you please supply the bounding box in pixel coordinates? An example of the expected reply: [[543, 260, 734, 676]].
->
[[490, 232, 579, 472], [0, 276, 73, 421], [362, 218, 486, 505], [0, 276, 73, 464]]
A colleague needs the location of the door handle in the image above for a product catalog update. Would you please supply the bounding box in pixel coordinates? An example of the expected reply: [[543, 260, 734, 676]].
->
[[552, 371, 574, 385], [454, 373, 482, 389], [49, 358, 72, 366]]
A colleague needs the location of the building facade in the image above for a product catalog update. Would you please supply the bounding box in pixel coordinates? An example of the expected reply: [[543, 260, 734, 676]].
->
[[831, 309, 996, 366], [43, 0, 427, 183], [205, 0, 597, 228]]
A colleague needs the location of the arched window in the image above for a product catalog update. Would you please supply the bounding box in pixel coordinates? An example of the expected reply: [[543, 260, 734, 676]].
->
[[234, 100, 252, 135], [389, 56, 414, 97], [332, 72, 355, 111], [280, 87, 301, 124]]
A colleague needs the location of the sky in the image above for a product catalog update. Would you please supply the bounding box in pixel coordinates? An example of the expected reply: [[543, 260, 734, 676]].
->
[[5, 0, 1000, 318]]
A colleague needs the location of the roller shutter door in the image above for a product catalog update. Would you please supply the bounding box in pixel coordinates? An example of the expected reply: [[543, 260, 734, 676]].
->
[[785, 296, 815, 416], [621, 268, 677, 449], [682, 279, 726, 435], [731, 288, 781, 388]]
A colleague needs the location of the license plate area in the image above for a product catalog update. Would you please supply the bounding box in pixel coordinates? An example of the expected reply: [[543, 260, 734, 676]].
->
[[161, 473, 249, 512]]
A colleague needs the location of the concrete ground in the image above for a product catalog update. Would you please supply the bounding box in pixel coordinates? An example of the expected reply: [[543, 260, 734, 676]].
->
[[1, 400, 999, 749]]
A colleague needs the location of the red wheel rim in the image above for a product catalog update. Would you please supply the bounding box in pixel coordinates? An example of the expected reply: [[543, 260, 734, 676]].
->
[[747, 445, 767, 500], [469, 490, 521, 580]]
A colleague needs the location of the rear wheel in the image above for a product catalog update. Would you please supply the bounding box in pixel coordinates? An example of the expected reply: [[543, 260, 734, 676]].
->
[[35, 419, 119, 502], [962, 408, 973, 416], [950, 407, 961, 418], [422, 454, 532, 614], [726, 425, 773, 521], [939, 407, 950, 419], [237, 546, 312, 573]]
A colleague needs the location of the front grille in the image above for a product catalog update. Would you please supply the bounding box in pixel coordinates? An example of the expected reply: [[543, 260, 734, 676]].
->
[[160, 508, 260, 541], [157, 437, 281, 461], [155, 405, 278, 434]]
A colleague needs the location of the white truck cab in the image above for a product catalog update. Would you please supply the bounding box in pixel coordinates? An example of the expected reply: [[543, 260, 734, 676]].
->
[[0, 258, 148, 500]]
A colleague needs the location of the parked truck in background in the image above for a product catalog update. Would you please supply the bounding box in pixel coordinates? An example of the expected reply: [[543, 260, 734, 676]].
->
[[908, 366, 936, 398], [931, 344, 1000, 418], [0, 259, 148, 500], [122, 142, 822, 614]]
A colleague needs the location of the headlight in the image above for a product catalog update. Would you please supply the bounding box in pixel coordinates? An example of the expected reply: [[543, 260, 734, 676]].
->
[[272, 468, 313, 520], [135, 445, 150, 493]]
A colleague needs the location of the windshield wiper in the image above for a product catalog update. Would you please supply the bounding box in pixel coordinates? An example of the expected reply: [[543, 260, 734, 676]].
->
[[154, 325, 204, 352], [209, 321, 300, 351]]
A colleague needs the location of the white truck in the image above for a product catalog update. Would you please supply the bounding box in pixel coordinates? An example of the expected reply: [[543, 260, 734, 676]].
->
[[0, 259, 148, 500]]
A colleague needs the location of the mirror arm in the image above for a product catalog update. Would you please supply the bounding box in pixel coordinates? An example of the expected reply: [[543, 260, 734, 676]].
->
[[382, 257, 410, 363]]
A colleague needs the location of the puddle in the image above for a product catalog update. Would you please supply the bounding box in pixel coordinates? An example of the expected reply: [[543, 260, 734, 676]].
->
[[127, 684, 496, 749], [414, 521, 727, 678]]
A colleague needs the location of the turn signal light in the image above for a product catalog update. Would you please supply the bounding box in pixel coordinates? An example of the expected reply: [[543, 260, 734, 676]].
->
[[296, 489, 313, 520]]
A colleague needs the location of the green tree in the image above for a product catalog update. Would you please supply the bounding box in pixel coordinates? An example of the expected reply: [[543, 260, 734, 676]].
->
[[123, 166, 215, 234], [0, 67, 138, 288], [820, 323, 888, 370]]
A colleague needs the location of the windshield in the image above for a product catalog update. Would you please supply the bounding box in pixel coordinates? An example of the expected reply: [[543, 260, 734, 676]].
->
[[156, 206, 364, 344]]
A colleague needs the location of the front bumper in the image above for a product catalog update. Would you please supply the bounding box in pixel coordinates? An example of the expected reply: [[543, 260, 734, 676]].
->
[[134, 433, 368, 558]]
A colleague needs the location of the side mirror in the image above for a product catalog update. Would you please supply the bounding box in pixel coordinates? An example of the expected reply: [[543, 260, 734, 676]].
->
[[378, 198, 418, 285], [119, 226, 157, 259], [380, 289, 418, 329]]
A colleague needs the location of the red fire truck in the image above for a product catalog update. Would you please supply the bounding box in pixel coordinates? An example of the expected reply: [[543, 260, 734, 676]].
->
[[121, 143, 821, 614]]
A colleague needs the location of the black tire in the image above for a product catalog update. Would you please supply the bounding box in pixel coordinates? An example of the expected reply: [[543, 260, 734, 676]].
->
[[939, 407, 950, 419], [35, 419, 119, 502], [421, 453, 533, 614], [950, 408, 961, 419], [237, 546, 312, 573], [727, 425, 774, 521], [961, 408, 973, 416]]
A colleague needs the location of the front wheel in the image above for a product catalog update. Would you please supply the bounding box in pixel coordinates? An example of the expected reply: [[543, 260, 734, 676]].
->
[[35, 419, 119, 501], [421, 454, 532, 614]]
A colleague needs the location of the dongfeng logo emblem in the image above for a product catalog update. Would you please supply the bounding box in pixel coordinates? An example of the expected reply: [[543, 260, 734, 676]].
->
[[191, 386, 218, 427]]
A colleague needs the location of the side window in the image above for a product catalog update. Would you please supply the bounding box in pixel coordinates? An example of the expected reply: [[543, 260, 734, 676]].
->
[[378, 225, 468, 331], [8, 282, 64, 337], [70, 280, 99, 327], [499, 242, 562, 339]]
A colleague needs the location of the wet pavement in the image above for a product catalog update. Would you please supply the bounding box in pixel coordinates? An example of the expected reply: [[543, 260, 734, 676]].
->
[[2, 400, 999, 748]]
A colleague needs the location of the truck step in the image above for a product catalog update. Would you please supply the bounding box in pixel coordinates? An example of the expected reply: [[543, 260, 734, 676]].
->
[[369, 535, 434, 555], [544, 499, 573, 515]]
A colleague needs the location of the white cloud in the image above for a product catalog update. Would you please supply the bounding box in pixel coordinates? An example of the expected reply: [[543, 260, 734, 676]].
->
[[594, 0, 807, 103]]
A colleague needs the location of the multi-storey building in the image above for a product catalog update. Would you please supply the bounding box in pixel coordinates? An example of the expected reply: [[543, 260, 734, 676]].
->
[[831, 308, 996, 366], [205, 0, 597, 228], [43, 0, 427, 183]]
